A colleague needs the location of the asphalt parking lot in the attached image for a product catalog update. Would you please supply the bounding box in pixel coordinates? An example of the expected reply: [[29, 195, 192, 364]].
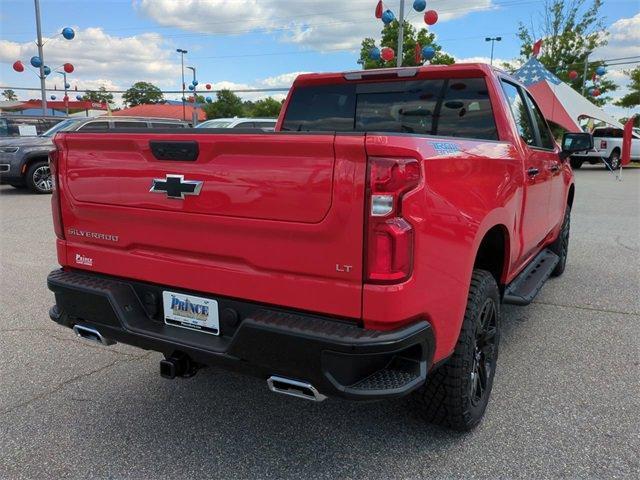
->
[[1, 167, 638, 479]]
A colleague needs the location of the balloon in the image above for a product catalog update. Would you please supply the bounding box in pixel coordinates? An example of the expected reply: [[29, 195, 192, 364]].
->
[[592, 88, 601, 97], [381, 47, 395, 62], [413, 0, 426, 12], [424, 10, 438, 25], [422, 45, 436, 60], [43, 66, 51, 76], [65, 83, 70, 89], [50, 95, 56, 100], [12, 61, 24, 72], [63, 62, 74, 73], [595, 66, 606, 76], [375, 0, 383, 19], [30, 56, 42, 68], [76, 95, 83, 101], [188, 84, 194, 90], [381, 9, 395, 24], [369, 47, 381, 61], [62, 27, 75, 40], [205, 96, 212, 103], [63, 95, 69, 101], [568, 70, 578, 80], [192, 80, 198, 86], [205, 83, 211, 90]]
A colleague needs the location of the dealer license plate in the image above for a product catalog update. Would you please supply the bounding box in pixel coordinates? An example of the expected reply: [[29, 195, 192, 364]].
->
[[163, 291, 219, 335]]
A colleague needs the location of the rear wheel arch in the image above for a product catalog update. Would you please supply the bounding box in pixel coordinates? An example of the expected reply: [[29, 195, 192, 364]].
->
[[473, 225, 510, 288], [567, 183, 575, 209], [21, 153, 50, 178]]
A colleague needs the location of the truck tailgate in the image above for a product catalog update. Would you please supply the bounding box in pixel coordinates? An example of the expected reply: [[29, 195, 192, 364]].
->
[[55, 132, 367, 319]]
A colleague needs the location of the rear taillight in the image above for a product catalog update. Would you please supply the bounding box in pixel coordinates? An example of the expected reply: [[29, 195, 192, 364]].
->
[[600, 140, 607, 150], [365, 157, 421, 284], [49, 147, 65, 239]]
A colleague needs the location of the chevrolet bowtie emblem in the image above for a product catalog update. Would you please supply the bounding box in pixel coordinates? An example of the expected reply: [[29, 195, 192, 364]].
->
[[150, 174, 203, 199]]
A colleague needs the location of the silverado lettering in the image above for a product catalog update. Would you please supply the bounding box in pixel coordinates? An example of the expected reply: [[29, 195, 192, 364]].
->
[[47, 64, 592, 431]]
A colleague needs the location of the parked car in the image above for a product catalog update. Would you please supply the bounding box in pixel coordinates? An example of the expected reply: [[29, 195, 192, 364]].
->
[[570, 126, 640, 169], [0, 116, 189, 193], [0, 114, 66, 137], [197, 117, 277, 131], [47, 64, 587, 431]]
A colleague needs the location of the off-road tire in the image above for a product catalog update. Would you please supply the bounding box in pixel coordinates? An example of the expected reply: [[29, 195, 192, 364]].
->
[[549, 206, 570, 277], [412, 269, 500, 431], [605, 150, 621, 170], [570, 158, 583, 169], [25, 160, 52, 194]]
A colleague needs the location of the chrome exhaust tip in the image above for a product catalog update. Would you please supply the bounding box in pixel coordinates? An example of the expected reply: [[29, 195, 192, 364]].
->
[[72, 324, 116, 346], [267, 375, 326, 402]]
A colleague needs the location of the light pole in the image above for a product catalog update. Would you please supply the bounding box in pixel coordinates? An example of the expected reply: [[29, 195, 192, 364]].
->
[[186, 66, 198, 126], [57, 70, 69, 116], [34, 0, 47, 114], [176, 48, 188, 121], [396, 0, 406, 67], [485, 37, 502, 66]]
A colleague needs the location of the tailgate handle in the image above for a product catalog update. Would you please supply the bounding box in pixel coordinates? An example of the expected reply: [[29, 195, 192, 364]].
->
[[149, 141, 199, 162]]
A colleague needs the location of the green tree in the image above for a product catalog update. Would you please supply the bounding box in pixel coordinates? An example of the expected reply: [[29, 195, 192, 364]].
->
[[516, 0, 616, 106], [122, 81, 164, 107], [359, 20, 454, 69], [615, 67, 640, 109], [203, 89, 244, 119], [248, 97, 282, 117], [2, 89, 18, 101], [82, 86, 114, 106]]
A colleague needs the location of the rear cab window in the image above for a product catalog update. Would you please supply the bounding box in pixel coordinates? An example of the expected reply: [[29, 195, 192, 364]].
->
[[281, 77, 498, 140]]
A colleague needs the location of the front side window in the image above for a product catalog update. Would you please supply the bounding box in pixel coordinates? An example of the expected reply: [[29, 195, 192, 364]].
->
[[501, 81, 535, 146], [523, 92, 555, 149]]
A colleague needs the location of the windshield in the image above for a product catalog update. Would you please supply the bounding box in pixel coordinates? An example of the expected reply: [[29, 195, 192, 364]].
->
[[41, 118, 80, 137], [197, 120, 233, 128]]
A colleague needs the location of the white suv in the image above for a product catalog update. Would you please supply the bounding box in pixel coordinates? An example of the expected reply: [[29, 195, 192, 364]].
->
[[196, 118, 277, 131]]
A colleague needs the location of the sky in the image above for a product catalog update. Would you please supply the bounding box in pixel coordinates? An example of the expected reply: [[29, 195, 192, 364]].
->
[[0, 0, 638, 120]]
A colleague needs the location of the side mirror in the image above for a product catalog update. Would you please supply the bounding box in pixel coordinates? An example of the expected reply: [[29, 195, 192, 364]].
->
[[560, 132, 593, 160]]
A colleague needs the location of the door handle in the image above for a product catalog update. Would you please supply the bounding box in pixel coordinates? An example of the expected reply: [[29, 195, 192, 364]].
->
[[527, 167, 540, 177]]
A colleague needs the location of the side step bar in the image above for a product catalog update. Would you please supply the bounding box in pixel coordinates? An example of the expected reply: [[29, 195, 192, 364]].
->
[[503, 249, 559, 306]]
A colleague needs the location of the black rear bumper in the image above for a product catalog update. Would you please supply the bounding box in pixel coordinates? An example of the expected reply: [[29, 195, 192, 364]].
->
[[47, 269, 434, 400]]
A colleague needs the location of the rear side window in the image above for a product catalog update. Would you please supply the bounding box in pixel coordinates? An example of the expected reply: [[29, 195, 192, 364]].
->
[[151, 122, 185, 129], [233, 122, 254, 128], [78, 121, 110, 131], [501, 81, 536, 146], [282, 78, 498, 140], [523, 92, 555, 149], [113, 121, 148, 129], [593, 128, 623, 138]]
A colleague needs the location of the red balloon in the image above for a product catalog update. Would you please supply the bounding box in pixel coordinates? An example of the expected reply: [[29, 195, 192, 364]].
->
[[13, 60, 24, 72], [592, 88, 601, 97], [375, 0, 383, 19], [63, 95, 69, 102], [568, 70, 578, 80], [63, 63, 74, 73], [205, 84, 211, 90], [381, 47, 395, 62], [424, 10, 438, 25]]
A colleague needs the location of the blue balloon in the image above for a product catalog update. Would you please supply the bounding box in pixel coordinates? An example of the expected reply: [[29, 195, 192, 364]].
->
[[62, 27, 75, 40], [205, 96, 212, 103], [76, 95, 83, 101], [188, 84, 194, 90], [381, 9, 395, 24], [595, 66, 606, 76], [43, 65, 51, 76], [422, 46, 436, 60], [413, 0, 427, 12], [192, 80, 198, 86], [65, 83, 70, 89], [30, 56, 42, 68], [369, 47, 381, 61], [50, 95, 56, 100]]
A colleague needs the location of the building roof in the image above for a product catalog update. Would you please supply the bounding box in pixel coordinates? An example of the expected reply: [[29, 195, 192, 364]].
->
[[112, 103, 206, 121]]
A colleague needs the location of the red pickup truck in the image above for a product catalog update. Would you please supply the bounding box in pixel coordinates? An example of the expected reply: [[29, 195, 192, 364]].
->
[[47, 64, 592, 431]]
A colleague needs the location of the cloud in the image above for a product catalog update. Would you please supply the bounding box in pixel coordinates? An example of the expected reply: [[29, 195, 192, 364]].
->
[[135, 0, 494, 51], [0, 27, 179, 93]]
